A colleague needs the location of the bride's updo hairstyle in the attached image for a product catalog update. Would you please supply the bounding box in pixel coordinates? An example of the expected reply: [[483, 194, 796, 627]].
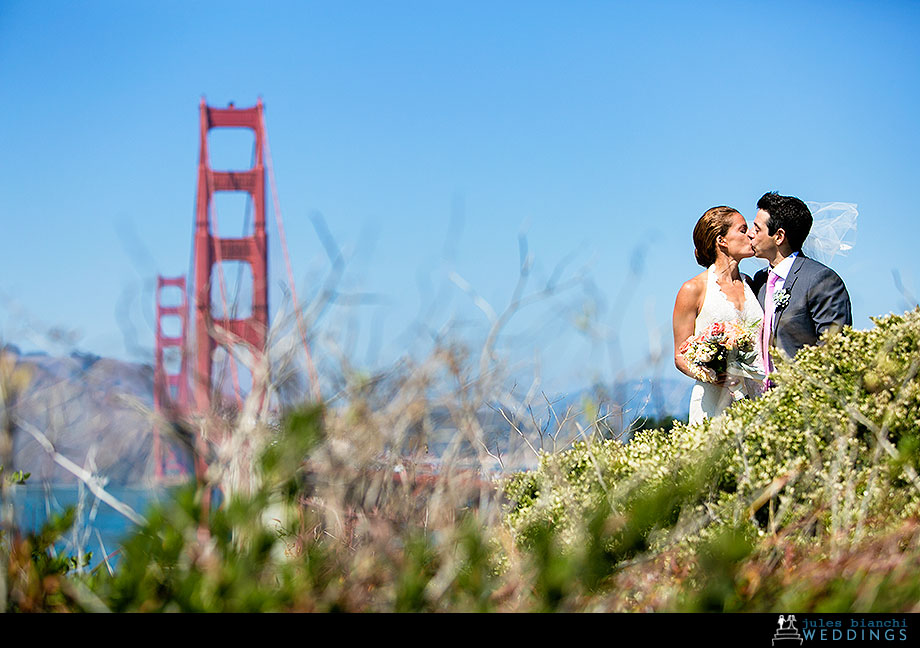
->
[[693, 206, 740, 268]]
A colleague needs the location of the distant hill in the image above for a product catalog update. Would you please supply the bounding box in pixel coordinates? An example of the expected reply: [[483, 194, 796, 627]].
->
[[4, 346, 158, 486], [554, 377, 694, 425]]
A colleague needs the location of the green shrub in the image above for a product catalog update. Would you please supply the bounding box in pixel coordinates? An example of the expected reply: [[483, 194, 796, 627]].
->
[[503, 309, 920, 605], [6, 310, 920, 612]]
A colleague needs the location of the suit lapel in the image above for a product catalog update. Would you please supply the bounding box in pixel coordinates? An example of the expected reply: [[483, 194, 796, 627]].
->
[[772, 254, 805, 334], [755, 270, 767, 309]]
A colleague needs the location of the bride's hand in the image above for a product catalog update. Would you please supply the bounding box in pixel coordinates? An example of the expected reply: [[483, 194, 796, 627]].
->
[[715, 373, 742, 389], [698, 367, 718, 383]]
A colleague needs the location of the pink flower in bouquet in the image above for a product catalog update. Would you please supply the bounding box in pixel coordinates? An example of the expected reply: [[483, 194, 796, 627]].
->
[[681, 318, 761, 385], [722, 321, 745, 348]]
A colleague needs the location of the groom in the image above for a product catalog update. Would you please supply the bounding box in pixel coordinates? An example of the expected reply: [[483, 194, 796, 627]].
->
[[748, 192, 852, 377]]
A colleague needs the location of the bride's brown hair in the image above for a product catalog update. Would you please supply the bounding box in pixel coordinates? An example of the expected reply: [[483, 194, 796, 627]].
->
[[693, 206, 740, 268]]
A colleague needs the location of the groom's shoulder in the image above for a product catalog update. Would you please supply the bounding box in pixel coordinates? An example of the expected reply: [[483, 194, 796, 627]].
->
[[797, 255, 849, 293], [799, 255, 845, 281]]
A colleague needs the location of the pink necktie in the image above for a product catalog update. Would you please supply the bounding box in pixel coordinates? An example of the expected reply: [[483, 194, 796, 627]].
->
[[762, 272, 780, 377]]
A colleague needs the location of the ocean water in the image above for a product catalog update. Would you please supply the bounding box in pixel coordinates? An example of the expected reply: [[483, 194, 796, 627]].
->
[[8, 484, 168, 572]]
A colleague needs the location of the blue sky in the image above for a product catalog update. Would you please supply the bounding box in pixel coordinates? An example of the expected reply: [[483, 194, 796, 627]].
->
[[1, 1, 919, 393]]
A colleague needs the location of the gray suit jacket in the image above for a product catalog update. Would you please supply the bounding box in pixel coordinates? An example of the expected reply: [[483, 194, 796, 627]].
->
[[751, 254, 852, 361]]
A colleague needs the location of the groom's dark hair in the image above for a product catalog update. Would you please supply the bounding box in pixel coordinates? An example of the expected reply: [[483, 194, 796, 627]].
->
[[757, 192, 813, 252]]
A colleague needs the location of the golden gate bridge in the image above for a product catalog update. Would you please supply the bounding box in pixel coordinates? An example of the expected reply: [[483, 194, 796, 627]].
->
[[152, 99, 318, 484]]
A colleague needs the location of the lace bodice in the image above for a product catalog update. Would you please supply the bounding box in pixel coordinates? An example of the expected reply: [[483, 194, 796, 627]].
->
[[694, 266, 763, 335], [687, 266, 765, 425]]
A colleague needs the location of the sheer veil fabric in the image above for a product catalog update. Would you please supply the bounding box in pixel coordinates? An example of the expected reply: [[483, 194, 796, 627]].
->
[[803, 201, 858, 266]]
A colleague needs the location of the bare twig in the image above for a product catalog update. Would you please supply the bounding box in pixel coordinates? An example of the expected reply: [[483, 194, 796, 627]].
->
[[488, 402, 538, 459], [13, 418, 146, 526]]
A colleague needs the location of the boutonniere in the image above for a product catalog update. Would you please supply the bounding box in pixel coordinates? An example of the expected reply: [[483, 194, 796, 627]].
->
[[773, 288, 790, 309]]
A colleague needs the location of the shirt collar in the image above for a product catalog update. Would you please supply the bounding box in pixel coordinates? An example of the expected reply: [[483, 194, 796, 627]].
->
[[771, 251, 798, 281]]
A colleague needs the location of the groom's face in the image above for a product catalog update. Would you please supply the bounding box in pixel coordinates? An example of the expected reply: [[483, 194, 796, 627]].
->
[[749, 209, 778, 260]]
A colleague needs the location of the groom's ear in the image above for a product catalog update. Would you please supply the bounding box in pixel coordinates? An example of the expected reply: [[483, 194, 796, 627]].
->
[[774, 227, 787, 246]]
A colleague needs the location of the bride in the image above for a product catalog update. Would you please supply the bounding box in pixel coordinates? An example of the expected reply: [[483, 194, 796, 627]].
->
[[672, 206, 765, 425]]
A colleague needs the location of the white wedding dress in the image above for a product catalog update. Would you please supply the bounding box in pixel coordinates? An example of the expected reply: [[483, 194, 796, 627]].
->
[[688, 266, 765, 425]]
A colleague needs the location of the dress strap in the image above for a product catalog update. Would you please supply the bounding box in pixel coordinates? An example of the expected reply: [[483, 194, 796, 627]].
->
[[706, 265, 718, 293]]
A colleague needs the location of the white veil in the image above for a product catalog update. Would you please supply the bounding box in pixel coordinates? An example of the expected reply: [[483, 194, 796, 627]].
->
[[803, 201, 858, 265]]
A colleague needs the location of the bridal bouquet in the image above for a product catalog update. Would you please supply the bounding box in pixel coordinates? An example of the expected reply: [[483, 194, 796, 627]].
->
[[679, 319, 762, 385]]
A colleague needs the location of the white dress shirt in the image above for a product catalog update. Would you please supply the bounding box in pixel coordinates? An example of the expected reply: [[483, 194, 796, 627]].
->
[[766, 251, 798, 332]]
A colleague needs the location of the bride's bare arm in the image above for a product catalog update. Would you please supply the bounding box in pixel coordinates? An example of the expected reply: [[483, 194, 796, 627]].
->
[[673, 276, 704, 380]]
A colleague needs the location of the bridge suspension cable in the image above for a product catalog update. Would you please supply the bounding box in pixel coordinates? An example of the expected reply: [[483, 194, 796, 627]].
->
[[261, 109, 322, 403]]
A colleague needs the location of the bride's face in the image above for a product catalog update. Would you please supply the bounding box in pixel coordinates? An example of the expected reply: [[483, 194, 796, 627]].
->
[[718, 212, 754, 261]]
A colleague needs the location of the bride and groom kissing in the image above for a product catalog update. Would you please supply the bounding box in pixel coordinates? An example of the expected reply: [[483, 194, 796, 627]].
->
[[673, 191, 852, 425]]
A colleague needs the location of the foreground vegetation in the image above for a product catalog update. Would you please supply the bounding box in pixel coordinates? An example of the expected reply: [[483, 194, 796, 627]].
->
[[2, 309, 920, 612]]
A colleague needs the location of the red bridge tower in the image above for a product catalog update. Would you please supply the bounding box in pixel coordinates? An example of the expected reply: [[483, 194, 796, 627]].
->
[[192, 99, 269, 413], [153, 275, 190, 482]]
